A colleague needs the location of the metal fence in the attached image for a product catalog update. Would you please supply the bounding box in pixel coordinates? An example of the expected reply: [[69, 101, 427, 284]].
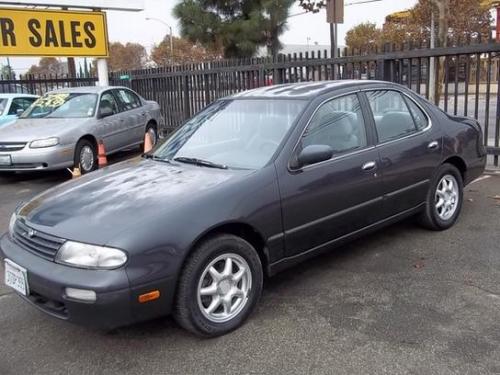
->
[[0, 74, 97, 96], [109, 41, 500, 165], [1, 41, 499, 165]]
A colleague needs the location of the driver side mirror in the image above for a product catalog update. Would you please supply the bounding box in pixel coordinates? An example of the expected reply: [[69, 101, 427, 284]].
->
[[295, 145, 334, 168], [99, 106, 114, 119]]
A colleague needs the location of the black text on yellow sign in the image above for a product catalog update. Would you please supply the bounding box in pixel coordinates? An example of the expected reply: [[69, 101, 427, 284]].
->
[[0, 8, 109, 57]]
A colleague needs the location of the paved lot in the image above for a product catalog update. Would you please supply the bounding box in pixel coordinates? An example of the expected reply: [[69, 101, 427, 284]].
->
[[0, 160, 499, 374]]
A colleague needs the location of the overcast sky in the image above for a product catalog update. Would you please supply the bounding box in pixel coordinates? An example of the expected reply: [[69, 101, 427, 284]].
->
[[4, 0, 418, 74]]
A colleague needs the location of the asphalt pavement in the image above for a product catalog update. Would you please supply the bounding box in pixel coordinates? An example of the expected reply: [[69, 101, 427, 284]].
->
[[0, 159, 499, 375]]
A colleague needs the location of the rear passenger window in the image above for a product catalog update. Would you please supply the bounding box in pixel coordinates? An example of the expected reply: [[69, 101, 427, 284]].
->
[[115, 89, 142, 111], [302, 94, 367, 154], [366, 90, 418, 143], [405, 97, 428, 130]]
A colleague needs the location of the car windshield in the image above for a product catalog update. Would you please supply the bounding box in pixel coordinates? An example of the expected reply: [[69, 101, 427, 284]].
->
[[21, 93, 97, 119], [153, 99, 307, 169], [0, 99, 7, 114]]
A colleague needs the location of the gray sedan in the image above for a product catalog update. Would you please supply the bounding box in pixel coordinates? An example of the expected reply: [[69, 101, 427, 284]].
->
[[0, 86, 164, 174]]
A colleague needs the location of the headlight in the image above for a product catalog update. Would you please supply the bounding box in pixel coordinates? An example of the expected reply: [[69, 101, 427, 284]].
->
[[56, 241, 127, 269], [8, 213, 16, 238], [30, 137, 59, 148]]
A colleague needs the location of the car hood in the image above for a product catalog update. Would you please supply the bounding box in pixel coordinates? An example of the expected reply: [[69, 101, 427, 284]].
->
[[18, 158, 253, 245], [0, 115, 16, 127], [0, 117, 88, 141]]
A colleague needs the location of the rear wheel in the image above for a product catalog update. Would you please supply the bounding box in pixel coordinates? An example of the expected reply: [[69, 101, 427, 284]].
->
[[74, 139, 97, 174], [418, 163, 463, 231], [174, 234, 263, 337]]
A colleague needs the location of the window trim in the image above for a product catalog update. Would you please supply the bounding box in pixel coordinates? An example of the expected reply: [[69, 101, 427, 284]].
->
[[361, 88, 432, 146], [288, 90, 374, 172]]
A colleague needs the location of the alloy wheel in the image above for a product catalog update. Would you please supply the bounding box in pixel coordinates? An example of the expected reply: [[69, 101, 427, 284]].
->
[[197, 253, 252, 323], [435, 174, 459, 221]]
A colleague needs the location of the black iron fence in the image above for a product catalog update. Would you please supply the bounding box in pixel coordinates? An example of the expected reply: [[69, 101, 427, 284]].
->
[[1, 41, 499, 165], [0, 74, 97, 96]]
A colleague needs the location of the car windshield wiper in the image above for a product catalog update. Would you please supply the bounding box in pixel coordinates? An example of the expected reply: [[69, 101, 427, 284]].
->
[[142, 154, 172, 164], [174, 156, 228, 170]]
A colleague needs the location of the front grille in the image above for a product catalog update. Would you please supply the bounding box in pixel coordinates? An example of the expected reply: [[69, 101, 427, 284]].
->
[[0, 142, 27, 152], [13, 220, 65, 261]]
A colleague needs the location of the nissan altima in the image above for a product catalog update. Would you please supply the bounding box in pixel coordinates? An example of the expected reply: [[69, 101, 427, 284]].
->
[[1, 81, 486, 337]]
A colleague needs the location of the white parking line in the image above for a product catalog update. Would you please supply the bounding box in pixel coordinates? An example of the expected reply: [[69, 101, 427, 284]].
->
[[471, 175, 492, 184]]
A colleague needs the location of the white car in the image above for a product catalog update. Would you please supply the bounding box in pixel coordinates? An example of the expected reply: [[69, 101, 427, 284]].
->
[[0, 93, 39, 127]]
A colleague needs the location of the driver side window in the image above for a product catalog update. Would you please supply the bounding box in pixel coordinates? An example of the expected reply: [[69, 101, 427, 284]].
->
[[99, 92, 119, 116], [301, 94, 367, 155]]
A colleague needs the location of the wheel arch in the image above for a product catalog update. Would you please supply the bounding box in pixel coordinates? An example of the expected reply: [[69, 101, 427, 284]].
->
[[183, 221, 270, 278], [77, 134, 98, 151], [442, 155, 467, 181], [146, 119, 158, 131]]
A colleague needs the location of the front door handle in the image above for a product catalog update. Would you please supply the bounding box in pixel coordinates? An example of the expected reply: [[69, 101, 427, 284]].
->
[[428, 141, 439, 150], [362, 161, 377, 171]]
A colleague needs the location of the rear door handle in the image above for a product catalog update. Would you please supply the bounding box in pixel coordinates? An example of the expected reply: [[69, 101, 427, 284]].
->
[[362, 161, 377, 171], [428, 141, 439, 150]]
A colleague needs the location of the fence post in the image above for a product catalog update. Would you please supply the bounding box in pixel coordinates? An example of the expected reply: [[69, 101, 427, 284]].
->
[[375, 43, 393, 82], [183, 74, 191, 120], [273, 55, 281, 85]]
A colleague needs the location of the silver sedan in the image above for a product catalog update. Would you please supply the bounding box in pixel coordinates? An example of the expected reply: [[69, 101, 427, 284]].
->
[[0, 86, 164, 174]]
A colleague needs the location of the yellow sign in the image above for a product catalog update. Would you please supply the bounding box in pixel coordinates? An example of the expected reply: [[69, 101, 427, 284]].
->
[[0, 8, 109, 57]]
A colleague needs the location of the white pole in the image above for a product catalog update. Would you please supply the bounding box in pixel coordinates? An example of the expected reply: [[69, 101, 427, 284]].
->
[[429, 11, 436, 103], [97, 58, 109, 86]]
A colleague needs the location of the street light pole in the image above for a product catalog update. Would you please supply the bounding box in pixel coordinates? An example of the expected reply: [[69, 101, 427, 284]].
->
[[145, 17, 174, 63]]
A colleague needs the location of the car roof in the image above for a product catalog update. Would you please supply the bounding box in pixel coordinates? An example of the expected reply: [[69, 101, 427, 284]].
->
[[229, 80, 399, 100], [0, 93, 39, 99], [48, 86, 132, 95]]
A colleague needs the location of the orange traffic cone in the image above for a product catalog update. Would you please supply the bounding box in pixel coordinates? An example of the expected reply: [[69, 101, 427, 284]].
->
[[144, 132, 153, 153], [98, 140, 108, 168]]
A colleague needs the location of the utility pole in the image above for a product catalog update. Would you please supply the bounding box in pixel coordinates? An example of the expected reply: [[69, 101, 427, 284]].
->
[[429, 11, 436, 103]]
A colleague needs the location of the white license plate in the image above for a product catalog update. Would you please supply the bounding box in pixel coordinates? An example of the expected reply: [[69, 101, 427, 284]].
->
[[4, 259, 29, 296], [0, 154, 12, 166]]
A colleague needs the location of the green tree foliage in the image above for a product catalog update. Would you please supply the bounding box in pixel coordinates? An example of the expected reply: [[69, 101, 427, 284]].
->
[[173, 0, 295, 58], [297, 0, 325, 13]]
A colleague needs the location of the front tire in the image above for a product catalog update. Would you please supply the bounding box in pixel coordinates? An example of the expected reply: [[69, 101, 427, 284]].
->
[[74, 139, 97, 174], [174, 234, 263, 337], [418, 163, 463, 231]]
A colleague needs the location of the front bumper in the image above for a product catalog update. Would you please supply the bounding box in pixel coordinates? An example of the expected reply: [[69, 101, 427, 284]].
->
[[0, 233, 175, 329], [0, 144, 74, 172]]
